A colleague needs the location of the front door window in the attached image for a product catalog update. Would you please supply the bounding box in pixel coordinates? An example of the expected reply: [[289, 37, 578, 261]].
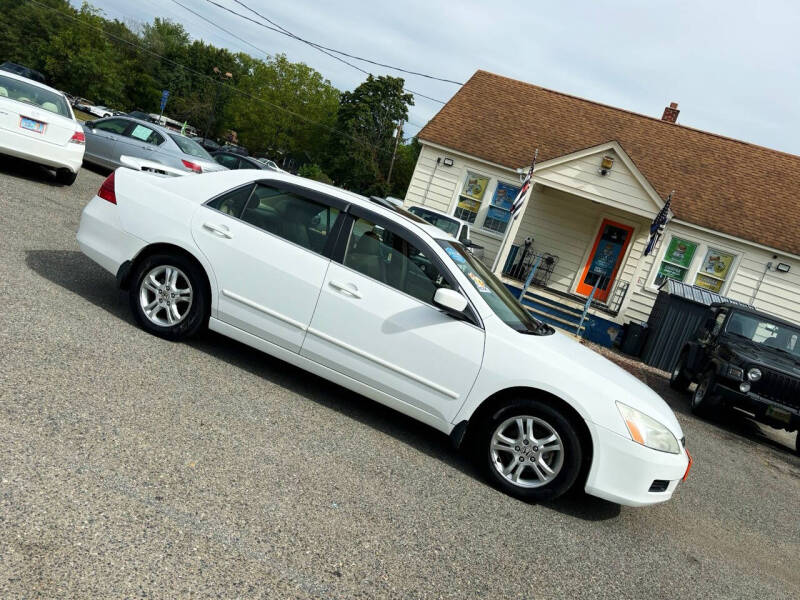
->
[[576, 219, 634, 302]]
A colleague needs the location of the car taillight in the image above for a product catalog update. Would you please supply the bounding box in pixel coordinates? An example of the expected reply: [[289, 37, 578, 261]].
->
[[98, 172, 116, 204], [70, 130, 85, 144], [181, 159, 202, 174]]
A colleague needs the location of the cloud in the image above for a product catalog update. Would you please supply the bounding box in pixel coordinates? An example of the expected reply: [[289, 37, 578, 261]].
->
[[78, 0, 800, 154]]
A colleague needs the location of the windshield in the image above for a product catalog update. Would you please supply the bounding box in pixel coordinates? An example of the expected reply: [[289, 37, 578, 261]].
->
[[0, 73, 71, 118], [725, 311, 800, 357], [409, 206, 460, 237], [169, 133, 213, 160], [438, 241, 550, 334]]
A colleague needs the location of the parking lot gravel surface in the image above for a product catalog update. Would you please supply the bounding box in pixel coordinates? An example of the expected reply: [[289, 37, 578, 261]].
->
[[1, 159, 799, 599]]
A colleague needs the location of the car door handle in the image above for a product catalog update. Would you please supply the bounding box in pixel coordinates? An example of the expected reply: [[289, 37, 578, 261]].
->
[[329, 280, 362, 299], [202, 222, 233, 239]]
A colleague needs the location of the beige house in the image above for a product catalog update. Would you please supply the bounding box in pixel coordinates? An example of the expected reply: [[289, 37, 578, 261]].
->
[[405, 71, 800, 344]]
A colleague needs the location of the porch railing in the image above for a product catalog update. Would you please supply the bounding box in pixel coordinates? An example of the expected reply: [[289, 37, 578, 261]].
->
[[502, 244, 631, 317]]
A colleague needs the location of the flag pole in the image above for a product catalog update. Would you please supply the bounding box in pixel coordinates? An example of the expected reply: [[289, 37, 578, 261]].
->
[[491, 148, 538, 273]]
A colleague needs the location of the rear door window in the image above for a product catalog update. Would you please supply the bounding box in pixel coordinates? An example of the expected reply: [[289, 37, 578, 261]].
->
[[239, 184, 340, 254], [215, 153, 240, 169], [127, 123, 164, 145], [207, 184, 254, 218]]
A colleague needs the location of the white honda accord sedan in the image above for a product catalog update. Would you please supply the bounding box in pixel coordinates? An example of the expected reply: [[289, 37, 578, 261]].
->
[[77, 168, 691, 506]]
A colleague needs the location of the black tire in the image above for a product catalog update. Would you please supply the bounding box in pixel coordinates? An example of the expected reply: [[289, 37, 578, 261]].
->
[[56, 168, 77, 186], [690, 370, 718, 417], [669, 351, 691, 392], [129, 253, 208, 341], [476, 398, 583, 503]]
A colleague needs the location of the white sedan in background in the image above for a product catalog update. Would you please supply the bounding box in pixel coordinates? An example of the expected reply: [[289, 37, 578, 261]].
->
[[77, 169, 691, 506], [0, 70, 85, 185]]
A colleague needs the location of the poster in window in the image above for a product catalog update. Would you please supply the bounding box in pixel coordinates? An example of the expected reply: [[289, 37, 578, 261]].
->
[[656, 262, 687, 284], [491, 182, 520, 211], [695, 273, 723, 293], [486, 205, 510, 224], [699, 249, 734, 280], [462, 174, 489, 201], [663, 237, 697, 268], [456, 196, 481, 214]]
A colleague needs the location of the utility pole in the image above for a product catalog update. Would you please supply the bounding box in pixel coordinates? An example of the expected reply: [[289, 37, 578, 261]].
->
[[386, 122, 403, 189]]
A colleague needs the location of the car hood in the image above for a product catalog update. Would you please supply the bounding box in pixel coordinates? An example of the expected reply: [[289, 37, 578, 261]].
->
[[723, 337, 800, 372], [514, 329, 684, 437]]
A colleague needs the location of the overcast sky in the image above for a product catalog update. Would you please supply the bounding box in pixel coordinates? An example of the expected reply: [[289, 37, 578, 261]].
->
[[73, 0, 800, 155]]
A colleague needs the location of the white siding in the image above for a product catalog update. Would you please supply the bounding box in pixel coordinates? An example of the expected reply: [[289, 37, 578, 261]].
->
[[535, 149, 660, 219], [625, 222, 800, 325]]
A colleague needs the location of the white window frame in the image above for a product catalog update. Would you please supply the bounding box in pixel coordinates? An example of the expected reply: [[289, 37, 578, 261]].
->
[[480, 179, 521, 235], [453, 170, 491, 225], [646, 232, 740, 295]]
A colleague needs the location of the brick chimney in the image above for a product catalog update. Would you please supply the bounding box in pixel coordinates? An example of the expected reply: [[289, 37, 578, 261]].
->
[[661, 102, 680, 123]]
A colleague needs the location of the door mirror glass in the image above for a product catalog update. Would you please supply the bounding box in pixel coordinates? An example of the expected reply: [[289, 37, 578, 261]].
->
[[433, 288, 468, 314]]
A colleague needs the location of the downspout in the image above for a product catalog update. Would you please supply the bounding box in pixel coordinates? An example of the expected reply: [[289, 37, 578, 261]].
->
[[422, 157, 441, 204], [750, 261, 772, 306]]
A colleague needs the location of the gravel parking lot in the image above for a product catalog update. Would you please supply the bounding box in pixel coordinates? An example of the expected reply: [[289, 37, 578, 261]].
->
[[1, 159, 799, 599]]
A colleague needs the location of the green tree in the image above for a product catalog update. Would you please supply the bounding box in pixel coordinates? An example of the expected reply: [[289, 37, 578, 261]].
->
[[325, 75, 413, 196], [388, 137, 421, 199], [225, 53, 339, 162], [297, 163, 333, 185]]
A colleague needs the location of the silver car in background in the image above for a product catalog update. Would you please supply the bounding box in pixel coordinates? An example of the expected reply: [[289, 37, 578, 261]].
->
[[82, 116, 226, 174]]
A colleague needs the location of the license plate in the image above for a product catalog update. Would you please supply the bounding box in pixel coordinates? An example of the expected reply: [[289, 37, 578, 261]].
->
[[765, 405, 791, 424], [20, 116, 46, 134]]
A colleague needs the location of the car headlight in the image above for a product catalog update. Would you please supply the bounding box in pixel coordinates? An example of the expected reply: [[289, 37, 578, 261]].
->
[[747, 367, 762, 382], [616, 402, 681, 454]]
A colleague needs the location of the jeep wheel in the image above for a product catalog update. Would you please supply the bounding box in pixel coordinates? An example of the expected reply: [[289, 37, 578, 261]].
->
[[669, 351, 691, 392], [691, 370, 718, 417]]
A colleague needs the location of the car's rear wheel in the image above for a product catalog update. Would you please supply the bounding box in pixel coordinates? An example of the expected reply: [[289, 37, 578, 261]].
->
[[669, 351, 691, 392], [56, 168, 77, 186], [129, 253, 208, 341], [691, 370, 718, 417], [477, 398, 582, 502]]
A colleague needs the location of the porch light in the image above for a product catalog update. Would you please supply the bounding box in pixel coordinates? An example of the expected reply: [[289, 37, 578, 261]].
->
[[442, 157, 454, 167], [776, 263, 791, 273], [599, 155, 614, 175]]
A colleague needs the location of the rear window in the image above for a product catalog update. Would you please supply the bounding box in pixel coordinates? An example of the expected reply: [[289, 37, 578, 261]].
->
[[169, 133, 213, 160], [0, 73, 70, 118]]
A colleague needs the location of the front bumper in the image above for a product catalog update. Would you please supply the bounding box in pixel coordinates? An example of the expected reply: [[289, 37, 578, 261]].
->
[[585, 422, 689, 507], [713, 383, 800, 431], [0, 128, 84, 173]]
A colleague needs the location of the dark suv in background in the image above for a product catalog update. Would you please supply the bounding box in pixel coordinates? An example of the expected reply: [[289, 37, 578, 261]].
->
[[670, 302, 800, 453]]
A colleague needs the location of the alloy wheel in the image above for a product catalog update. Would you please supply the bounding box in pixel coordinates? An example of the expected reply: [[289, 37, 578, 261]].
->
[[138, 265, 194, 327], [490, 416, 564, 488]]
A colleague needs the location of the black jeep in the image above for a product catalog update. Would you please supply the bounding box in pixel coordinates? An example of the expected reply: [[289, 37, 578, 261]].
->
[[670, 302, 800, 453]]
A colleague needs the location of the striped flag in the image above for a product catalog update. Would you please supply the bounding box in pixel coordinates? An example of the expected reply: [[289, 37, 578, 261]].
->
[[511, 149, 538, 219], [644, 191, 673, 256]]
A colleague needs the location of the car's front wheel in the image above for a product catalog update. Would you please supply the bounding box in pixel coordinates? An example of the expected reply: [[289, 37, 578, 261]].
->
[[691, 370, 718, 417], [669, 351, 691, 392], [129, 253, 208, 341], [477, 398, 583, 502]]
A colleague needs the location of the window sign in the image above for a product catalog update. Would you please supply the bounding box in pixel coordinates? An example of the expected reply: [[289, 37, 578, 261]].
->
[[455, 173, 489, 223], [694, 248, 736, 292], [483, 181, 520, 233], [654, 236, 698, 287]]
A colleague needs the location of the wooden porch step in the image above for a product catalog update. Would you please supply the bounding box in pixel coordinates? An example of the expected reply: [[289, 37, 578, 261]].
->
[[522, 290, 585, 319]]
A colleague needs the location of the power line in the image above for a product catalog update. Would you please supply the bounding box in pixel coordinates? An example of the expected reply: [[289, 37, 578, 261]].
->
[[201, 0, 449, 105], [169, 0, 428, 130], [26, 0, 403, 156], [229, 0, 464, 85]]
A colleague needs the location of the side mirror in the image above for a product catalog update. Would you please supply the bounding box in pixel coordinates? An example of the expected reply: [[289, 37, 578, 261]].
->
[[84, 120, 95, 129], [434, 287, 468, 314]]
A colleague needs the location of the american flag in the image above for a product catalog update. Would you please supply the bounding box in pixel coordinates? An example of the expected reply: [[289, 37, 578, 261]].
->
[[644, 191, 673, 256], [511, 149, 538, 219]]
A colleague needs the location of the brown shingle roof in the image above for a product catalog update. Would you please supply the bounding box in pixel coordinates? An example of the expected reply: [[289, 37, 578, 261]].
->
[[419, 70, 800, 256]]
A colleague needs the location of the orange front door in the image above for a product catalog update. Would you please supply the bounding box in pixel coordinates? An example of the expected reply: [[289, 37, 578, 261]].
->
[[575, 219, 634, 302]]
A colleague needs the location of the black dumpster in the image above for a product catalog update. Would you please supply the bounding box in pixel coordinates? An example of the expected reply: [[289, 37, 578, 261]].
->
[[640, 279, 753, 372]]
